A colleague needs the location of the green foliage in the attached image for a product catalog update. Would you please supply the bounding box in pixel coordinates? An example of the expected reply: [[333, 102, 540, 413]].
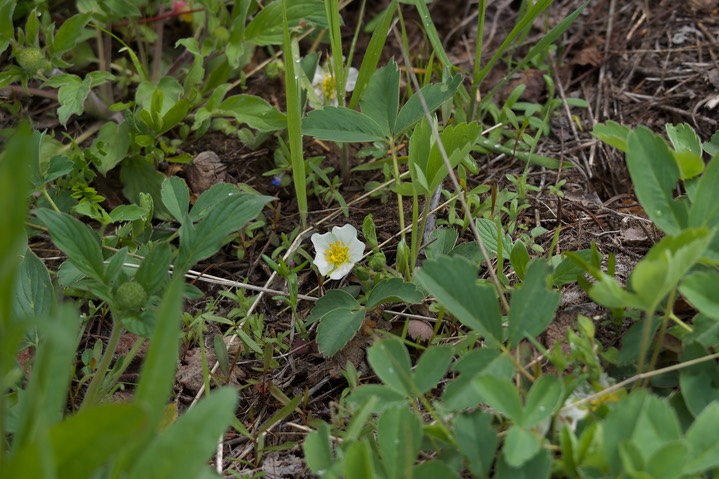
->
[[1, 128, 242, 478], [9, 1, 719, 477], [303, 60, 461, 142], [301, 123, 719, 479], [282, 0, 308, 227], [402, 119, 482, 196], [309, 278, 424, 357], [414, 255, 503, 346]]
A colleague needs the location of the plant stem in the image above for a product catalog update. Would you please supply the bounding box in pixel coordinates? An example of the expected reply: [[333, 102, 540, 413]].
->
[[81, 316, 123, 408], [409, 194, 419, 273], [431, 307, 445, 339], [389, 138, 406, 243], [470, 0, 487, 120], [500, 344, 535, 382], [41, 186, 61, 213], [644, 289, 677, 385], [410, 195, 431, 272], [636, 307, 657, 379], [339, 143, 350, 184]]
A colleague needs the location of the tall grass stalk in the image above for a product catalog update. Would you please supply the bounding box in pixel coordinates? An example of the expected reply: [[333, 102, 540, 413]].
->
[[325, 0, 349, 183], [470, 0, 487, 119], [281, 0, 308, 227], [348, 0, 397, 109]]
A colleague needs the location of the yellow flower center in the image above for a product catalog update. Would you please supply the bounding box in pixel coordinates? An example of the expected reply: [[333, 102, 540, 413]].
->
[[326, 240, 349, 267], [322, 75, 336, 102], [589, 390, 621, 411]]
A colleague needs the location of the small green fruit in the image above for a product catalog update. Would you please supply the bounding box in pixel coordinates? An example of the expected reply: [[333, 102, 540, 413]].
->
[[264, 59, 283, 80], [213, 27, 229, 45], [368, 252, 386, 271], [115, 281, 148, 311], [15, 46, 48, 74]]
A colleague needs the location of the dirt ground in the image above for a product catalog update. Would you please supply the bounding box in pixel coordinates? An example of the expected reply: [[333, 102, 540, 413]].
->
[[8, 0, 719, 476]]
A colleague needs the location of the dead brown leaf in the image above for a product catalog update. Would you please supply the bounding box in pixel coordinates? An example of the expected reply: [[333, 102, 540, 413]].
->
[[572, 45, 604, 67]]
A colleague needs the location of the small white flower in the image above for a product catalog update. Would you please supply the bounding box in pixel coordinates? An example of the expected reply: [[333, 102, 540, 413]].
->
[[311, 61, 359, 107], [559, 395, 589, 432], [558, 374, 614, 432], [311, 224, 365, 280]]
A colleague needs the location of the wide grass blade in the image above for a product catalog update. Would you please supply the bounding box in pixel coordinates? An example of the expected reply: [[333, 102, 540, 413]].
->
[[0, 123, 36, 465]]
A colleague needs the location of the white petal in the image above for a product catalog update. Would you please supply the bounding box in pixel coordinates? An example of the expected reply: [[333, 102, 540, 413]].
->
[[312, 231, 337, 275], [348, 237, 365, 262], [314, 255, 333, 275], [329, 262, 354, 280], [311, 231, 333, 251], [345, 67, 359, 92], [312, 67, 326, 87], [331, 224, 357, 243]]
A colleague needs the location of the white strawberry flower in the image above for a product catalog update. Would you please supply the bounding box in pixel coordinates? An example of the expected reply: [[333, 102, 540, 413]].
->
[[312, 61, 359, 107], [311, 224, 365, 280]]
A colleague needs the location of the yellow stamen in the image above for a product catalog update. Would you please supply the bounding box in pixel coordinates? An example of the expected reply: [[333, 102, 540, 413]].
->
[[589, 390, 621, 411], [322, 75, 336, 102], [326, 240, 349, 267]]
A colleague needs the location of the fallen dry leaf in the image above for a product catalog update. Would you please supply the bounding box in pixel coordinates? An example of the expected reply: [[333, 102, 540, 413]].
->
[[572, 45, 604, 67]]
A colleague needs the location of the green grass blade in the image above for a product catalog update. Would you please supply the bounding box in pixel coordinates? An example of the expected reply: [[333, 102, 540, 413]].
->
[[133, 276, 184, 424], [10, 305, 81, 454], [0, 122, 36, 465], [348, 1, 397, 109], [128, 388, 238, 479], [481, 1, 589, 108], [282, 0, 308, 227], [412, 0, 451, 68], [469, 0, 487, 118], [325, 0, 346, 103], [473, 0, 552, 88], [474, 136, 568, 169], [404, 2, 470, 107]]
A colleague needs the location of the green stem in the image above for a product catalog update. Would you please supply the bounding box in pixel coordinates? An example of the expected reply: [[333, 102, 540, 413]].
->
[[500, 344, 535, 382], [431, 307, 445, 339], [669, 312, 692, 333], [410, 195, 431, 272], [409, 194, 419, 274], [409, 379, 453, 446], [389, 139, 406, 243], [470, 0, 487, 120], [81, 316, 123, 408], [41, 186, 61, 213], [636, 307, 657, 379], [417, 196, 431, 252], [645, 289, 677, 384], [339, 143, 350, 185]]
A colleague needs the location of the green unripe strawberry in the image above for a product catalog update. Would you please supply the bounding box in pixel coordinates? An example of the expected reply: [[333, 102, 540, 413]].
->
[[15, 46, 48, 74], [213, 26, 229, 44], [368, 251, 386, 271], [115, 281, 148, 311]]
